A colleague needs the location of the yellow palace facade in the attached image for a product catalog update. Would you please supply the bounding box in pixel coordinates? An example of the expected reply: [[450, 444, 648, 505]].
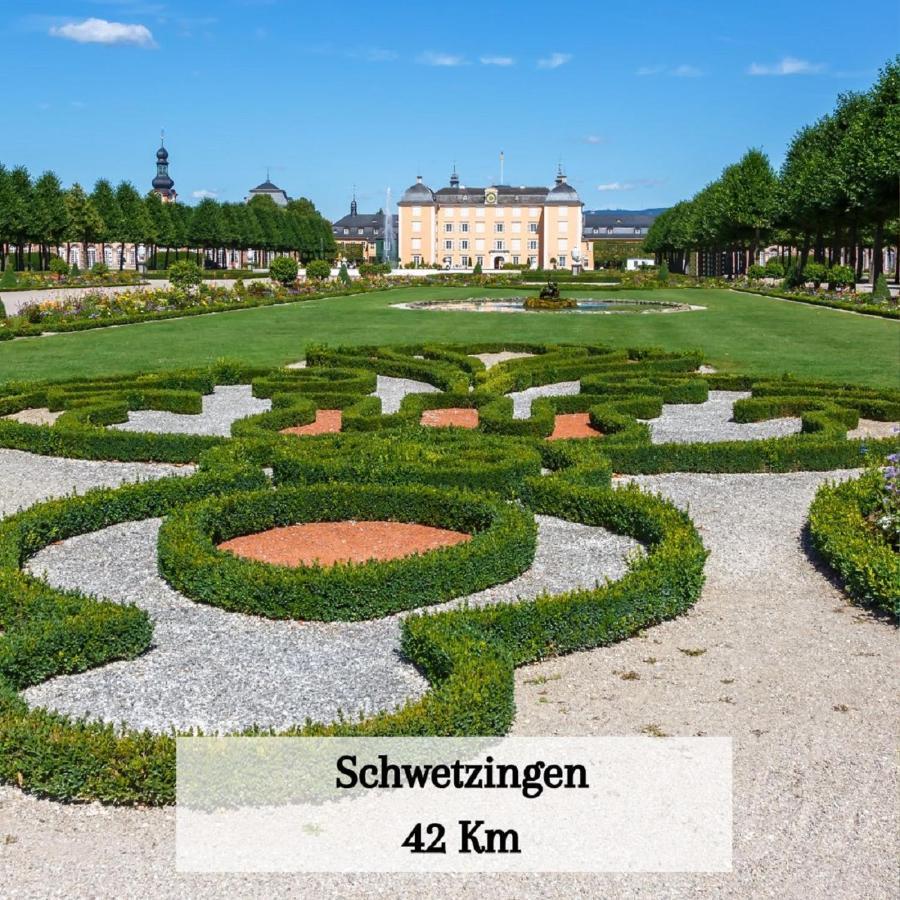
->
[[397, 169, 584, 270]]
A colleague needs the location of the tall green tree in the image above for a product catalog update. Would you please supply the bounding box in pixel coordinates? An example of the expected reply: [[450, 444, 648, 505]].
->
[[115, 182, 155, 269], [32, 171, 69, 269], [8, 166, 34, 270], [90, 179, 123, 267], [65, 183, 105, 268]]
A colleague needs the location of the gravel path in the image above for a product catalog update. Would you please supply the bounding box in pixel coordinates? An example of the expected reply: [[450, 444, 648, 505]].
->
[[471, 351, 535, 369], [645, 391, 802, 444], [374, 375, 440, 413], [513, 470, 898, 898], [21, 516, 636, 733], [0, 448, 191, 518], [508, 381, 580, 418], [111, 385, 271, 437]]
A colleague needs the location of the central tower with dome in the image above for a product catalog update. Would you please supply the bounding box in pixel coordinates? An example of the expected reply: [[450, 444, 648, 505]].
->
[[151, 133, 177, 203]]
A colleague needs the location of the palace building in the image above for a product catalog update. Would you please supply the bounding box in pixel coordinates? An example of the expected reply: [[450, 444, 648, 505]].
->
[[331, 196, 398, 263], [398, 168, 584, 270], [246, 174, 291, 207]]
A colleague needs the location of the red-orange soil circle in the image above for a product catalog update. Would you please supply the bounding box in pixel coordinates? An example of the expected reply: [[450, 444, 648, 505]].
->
[[218, 520, 472, 567], [420, 408, 479, 429], [547, 413, 604, 440], [280, 409, 342, 436]]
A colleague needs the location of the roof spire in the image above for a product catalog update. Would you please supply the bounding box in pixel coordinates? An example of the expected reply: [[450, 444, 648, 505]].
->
[[555, 162, 566, 185], [449, 163, 459, 189], [350, 184, 358, 216], [160, 128, 165, 147]]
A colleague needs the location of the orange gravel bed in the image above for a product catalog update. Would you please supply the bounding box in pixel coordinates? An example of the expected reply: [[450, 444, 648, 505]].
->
[[420, 408, 479, 429], [218, 520, 471, 567], [280, 409, 342, 436], [547, 413, 604, 440]]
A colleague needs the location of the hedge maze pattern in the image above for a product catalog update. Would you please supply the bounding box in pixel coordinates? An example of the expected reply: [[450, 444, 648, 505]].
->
[[0, 342, 896, 804]]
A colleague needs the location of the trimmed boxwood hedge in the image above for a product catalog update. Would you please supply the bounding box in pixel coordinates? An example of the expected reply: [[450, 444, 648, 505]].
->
[[157, 483, 537, 621], [0, 466, 705, 804], [808, 471, 899, 617]]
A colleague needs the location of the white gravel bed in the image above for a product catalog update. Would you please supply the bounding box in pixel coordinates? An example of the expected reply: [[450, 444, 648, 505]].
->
[[847, 418, 898, 439], [21, 515, 635, 734], [471, 351, 535, 368], [507, 380, 580, 418], [3, 407, 63, 426], [110, 385, 271, 437], [0, 448, 192, 519], [373, 374, 440, 413], [646, 390, 802, 443]]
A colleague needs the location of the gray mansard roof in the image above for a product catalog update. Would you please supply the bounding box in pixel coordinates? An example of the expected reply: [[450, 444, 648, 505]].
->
[[582, 210, 660, 239], [332, 210, 397, 240]]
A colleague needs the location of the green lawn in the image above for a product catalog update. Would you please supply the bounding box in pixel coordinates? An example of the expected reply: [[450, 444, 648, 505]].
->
[[1, 286, 898, 387]]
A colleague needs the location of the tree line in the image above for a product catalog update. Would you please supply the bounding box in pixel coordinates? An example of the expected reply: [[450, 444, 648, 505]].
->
[[0, 167, 337, 271], [644, 56, 899, 283]]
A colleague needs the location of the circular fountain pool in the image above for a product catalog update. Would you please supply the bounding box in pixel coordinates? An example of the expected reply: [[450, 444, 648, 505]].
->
[[393, 297, 703, 314]]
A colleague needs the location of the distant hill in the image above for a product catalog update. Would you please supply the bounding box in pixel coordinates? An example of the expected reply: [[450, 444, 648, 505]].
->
[[583, 207, 667, 216]]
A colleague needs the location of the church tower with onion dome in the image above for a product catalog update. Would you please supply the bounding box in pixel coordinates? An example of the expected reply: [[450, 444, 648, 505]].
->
[[151, 132, 177, 202]]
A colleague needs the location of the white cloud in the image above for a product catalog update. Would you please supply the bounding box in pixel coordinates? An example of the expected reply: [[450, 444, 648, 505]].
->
[[417, 51, 466, 67], [747, 56, 825, 76], [537, 52, 572, 69], [192, 189, 219, 200], [364, 47, 398, 62], [597, 178, 663, 192], [584, 135, 605, 145], [50, 17, 156, 47], [480, 55, 514, 66], [637, 64, 701, 77]]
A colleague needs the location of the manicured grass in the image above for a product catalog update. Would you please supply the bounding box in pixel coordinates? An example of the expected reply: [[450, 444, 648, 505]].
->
[[1, 286, 897, 386]]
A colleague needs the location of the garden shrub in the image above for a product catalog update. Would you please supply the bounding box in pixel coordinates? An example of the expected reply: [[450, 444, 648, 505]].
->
[[808, 470, 899, 617], [269, 256, 299, 286], [305, 259, 331, 280]]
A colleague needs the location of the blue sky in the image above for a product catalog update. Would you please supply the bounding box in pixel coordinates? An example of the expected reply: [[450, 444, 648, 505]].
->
[[7, 0, 898, 219]]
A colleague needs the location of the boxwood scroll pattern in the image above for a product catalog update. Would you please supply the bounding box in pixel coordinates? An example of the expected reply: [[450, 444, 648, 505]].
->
[[0, 340, 898, 805], [157, 484, 537, 621], [0, 465, 705, 805]]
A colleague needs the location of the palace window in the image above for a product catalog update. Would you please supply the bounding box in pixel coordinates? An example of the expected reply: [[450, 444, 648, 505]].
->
[[475, 238, 485, 251], [444, 223, 453, 232], [412, 221, 422, 233], [444, 239, 453, 250], [413, 254, 422, 265], [528, 222, 538, 233], [511, 239, 521, 251], [358, 228, 364, 235], [558, 254, 566, 266], [460, 222, 469, 233], [412, 206, 421, 215], [475, 222, 485, 233], [476, 255, 484, 266], [511, 221, 521, 232], [411, 238, 421, 250], [494, 240, 505, 251], [512, 255, 520, 265], [460, 239, 469, 250], [528, 255, 537, 267], [558, 220, 568, 233], [529, 207, 539, 216], [494, 223, 504, 233], [528, 239, 538, 251], [461, 255, 470, 267], [343, 228, 349, 235]]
